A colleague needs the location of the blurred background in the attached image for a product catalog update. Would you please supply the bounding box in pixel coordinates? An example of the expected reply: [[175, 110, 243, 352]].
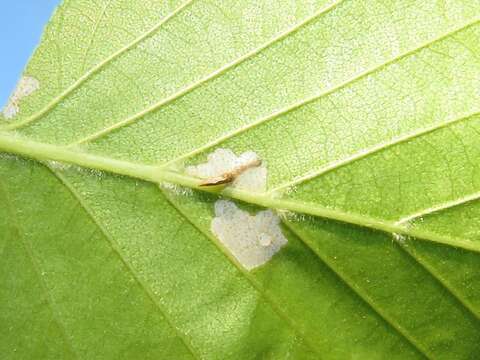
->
[[0, 1, 61, 107]]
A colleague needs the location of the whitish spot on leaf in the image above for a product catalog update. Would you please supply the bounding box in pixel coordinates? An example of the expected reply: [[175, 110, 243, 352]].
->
[[161, 182, 193, 197], [47, 160, 72, 171], [393, 233, 408, 244], [186, 148, 267, 192], [2, 76, 40, 119], [211, 200, 287, 270]]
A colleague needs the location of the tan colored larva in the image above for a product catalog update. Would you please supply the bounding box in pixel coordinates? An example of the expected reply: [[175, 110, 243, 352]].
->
[[199, 158, 262, 187], [186, 149, 267, 192]]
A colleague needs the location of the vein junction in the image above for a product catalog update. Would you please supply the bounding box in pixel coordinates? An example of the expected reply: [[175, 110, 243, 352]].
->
[[0, 132, 478, 254]]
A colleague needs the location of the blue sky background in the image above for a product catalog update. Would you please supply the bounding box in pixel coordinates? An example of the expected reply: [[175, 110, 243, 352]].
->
[[0, 1, 61, 107]]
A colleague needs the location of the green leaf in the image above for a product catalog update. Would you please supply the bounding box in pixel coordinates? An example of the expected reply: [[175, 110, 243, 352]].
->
[[1, 1, 480, 358]]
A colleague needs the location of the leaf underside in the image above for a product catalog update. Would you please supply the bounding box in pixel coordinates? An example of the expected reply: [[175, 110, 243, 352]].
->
[[1, 1, 480, 359]]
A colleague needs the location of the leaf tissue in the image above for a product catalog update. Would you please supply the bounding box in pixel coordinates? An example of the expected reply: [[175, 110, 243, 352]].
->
[[1, 1, 480, 359]]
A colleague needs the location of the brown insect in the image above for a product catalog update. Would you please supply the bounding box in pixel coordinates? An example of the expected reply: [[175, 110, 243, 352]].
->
[[199, 157, 262, 187]]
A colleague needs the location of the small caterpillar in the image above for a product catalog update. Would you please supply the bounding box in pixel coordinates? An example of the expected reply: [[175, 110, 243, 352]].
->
[[199, 157, 262, 187]]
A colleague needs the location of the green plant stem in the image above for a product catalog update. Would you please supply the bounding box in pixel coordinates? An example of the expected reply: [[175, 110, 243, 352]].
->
[[0, 132, 478, 253]]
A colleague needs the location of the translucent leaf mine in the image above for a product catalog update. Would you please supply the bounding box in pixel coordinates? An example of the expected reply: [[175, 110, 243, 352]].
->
[[2, 76, 39, 119], [211, 200, 287, 270]]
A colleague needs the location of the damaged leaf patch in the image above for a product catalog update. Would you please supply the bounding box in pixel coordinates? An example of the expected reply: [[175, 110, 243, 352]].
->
[[2, 76, 40, 119], [211, 200, 288, 270], [186, 148, 267, 192]]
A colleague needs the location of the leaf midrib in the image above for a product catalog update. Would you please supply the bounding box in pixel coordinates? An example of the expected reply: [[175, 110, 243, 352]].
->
[[0, 133, 478, 256], [0, 4, 476, 246], [2, 12, 475, 222], [4, 147, 478, 360], [161, 185, 436, 359], [31, 160, 434, 358], [3, 1, 480, 358], [46, 162, 325, 358]]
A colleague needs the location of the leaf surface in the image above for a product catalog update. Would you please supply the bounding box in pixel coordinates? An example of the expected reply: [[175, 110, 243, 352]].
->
[[1, 1, 480, 358]]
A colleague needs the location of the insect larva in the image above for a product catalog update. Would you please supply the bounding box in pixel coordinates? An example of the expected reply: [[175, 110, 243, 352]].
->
[[199, 158, 262, 187]]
